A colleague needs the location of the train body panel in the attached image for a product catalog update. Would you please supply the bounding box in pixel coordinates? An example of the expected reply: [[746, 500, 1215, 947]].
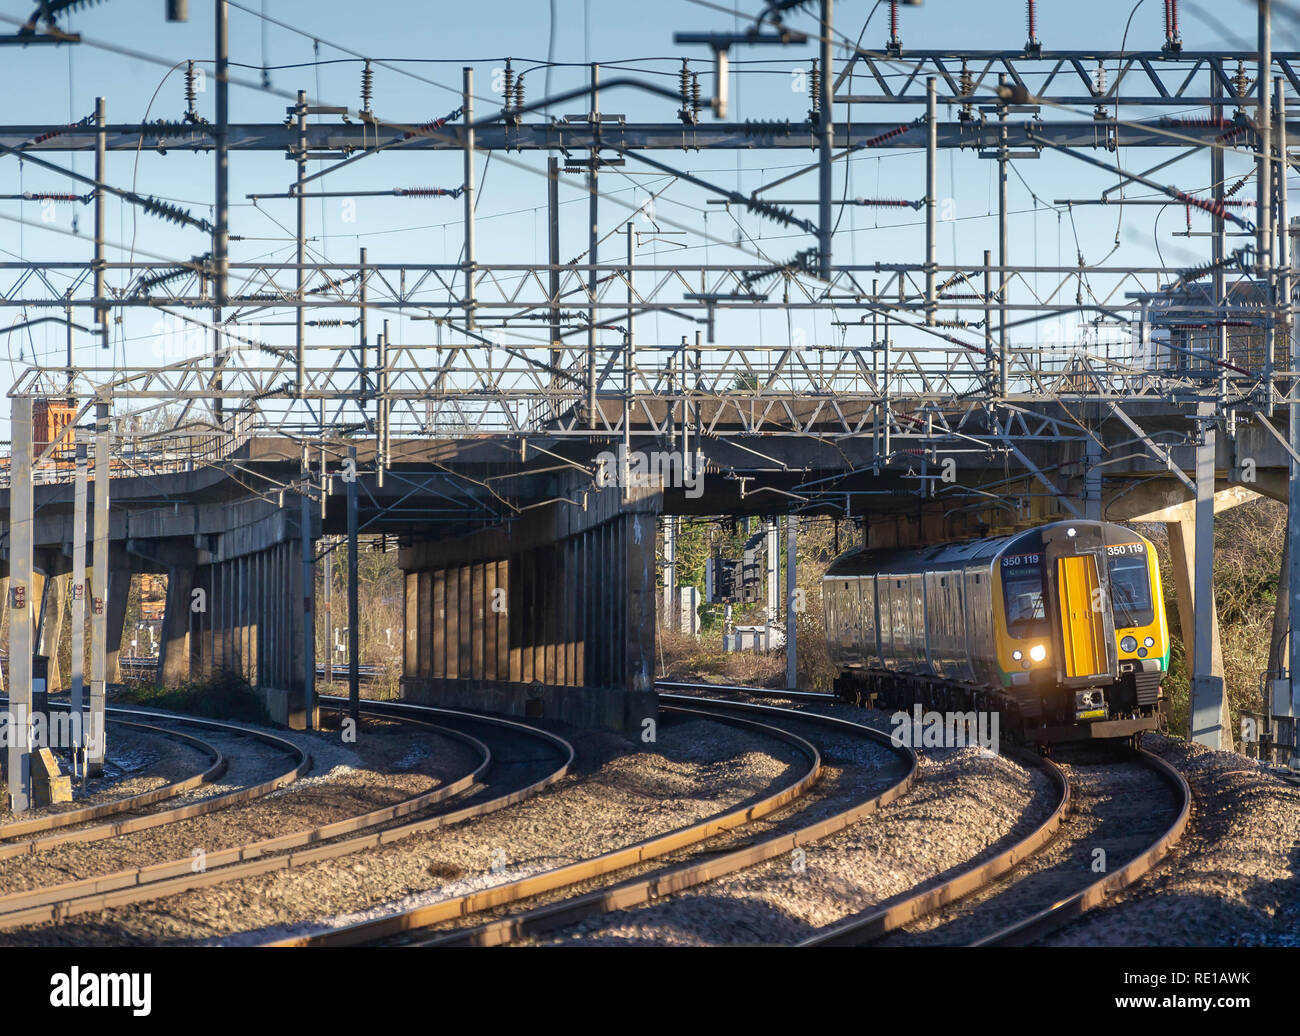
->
[[823, 520, 1168, 744]]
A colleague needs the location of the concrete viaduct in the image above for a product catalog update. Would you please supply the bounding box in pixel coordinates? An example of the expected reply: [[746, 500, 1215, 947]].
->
[[0, 401, 1290, 749]]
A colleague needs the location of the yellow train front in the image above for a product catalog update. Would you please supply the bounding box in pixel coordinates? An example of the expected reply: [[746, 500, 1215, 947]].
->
[[823, 520, 1168, 745]]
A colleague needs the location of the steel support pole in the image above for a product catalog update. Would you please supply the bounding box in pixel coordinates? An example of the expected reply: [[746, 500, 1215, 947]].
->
[[1212, 73, 1228, 405], [347, 445, 359, 726], [377, 321, 389, 489], [1276, 77, 1290, 356], [817, 0, 834, 280], [587, 63, 600, 428], [548, 155, 561, 414], [462, 67, 477, 330], [983, 249, 994, 389], [662, 516, 676, 628], [323, 538, 333, 684], [623, 222, 634, 496], [358, 245, 369, 407], [785, 515, 797, 690], [998, 82, 1010, 397], [213, 0, 228, 420], [93, 96, 107, 340], [1190, 406, 1224, 748], [295, 89, 307, 396], [7, 398, 33, 811], [1286, 92, 1300, 753], [1260, 0, 1275, 408], [70, 442, 87, 764], [925, 76, 937, 326], [765, 519, 778, 648], [88, 401, 109, 775], [300, 463, 315, 730]]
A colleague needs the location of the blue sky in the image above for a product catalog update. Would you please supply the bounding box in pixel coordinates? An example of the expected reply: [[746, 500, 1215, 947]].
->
[[0, 0, 1290, 433]]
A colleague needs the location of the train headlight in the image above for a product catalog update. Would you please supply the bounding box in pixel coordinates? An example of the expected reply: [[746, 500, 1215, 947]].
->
[[1144, 637, 1155, 648], [1012, 650, 1023, 661], [1029, 644, 1047, 663], [1120, 635, 1138, 653]]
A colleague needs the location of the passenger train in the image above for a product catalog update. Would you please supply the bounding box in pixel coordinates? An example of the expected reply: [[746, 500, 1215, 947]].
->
[[823, 520, 1169, 747]]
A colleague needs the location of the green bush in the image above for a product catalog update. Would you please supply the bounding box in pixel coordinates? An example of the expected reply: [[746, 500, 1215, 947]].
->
[[114, 668, 272, 725]]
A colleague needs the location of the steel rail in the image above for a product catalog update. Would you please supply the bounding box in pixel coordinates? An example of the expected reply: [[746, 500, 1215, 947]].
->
[[417, 696, 917, 947], [969, 745, 1192, 947], [0, 710, 311, 862], [799, 747, 1070, 946], [655, 679, 838, 703], [263, 701, 823, 947], [0, 718, 228, 841], [0, 702, 527, 930]]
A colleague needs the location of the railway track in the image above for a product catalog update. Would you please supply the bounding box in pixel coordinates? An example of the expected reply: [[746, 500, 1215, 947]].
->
[[657, 681, 1191, 949], [267, 692, 916, 947], [806, 740, 1190, 947], [0, 702, 311, 855], [0, 698, 570, 934], [655, 680, 837, 704], [264, 698, 840, 946]]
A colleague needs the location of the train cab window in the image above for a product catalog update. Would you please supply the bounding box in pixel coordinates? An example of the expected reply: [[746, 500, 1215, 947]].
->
[[1002, 565, 1048, 639], [1108, 554, 1155, 628]]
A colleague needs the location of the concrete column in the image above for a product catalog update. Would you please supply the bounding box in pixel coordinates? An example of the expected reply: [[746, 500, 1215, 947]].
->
[[192, 564, 212, 678], [624, 512, 656, 728], [35, 568, 67, 691], [105, 565, 131, 686], [158, 565, 195, 686], [1167, 519, 1231, 748]]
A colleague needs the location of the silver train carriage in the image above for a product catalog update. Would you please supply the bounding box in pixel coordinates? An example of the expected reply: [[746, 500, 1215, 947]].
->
[[822, 520, 1170, 745]]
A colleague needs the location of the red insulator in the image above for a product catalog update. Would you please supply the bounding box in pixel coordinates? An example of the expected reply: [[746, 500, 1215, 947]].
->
[[864, 123, 913, 148], [403, 116, 451, 140], [1175, 190, 1226, 219]]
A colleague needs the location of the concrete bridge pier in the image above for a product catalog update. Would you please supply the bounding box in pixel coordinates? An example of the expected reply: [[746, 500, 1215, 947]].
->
[[172, 506, 316, 727], [401, 482, 660, 732]]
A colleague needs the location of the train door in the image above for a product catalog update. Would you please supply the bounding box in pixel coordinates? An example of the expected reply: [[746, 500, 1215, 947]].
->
[[1055, 554, 1109, 679], [1042, 526, 1118, 686]]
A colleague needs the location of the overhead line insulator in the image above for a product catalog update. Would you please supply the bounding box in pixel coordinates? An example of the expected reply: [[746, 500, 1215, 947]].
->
[[1025, 1, 1041, 57], [361, 59, 374, 118]]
